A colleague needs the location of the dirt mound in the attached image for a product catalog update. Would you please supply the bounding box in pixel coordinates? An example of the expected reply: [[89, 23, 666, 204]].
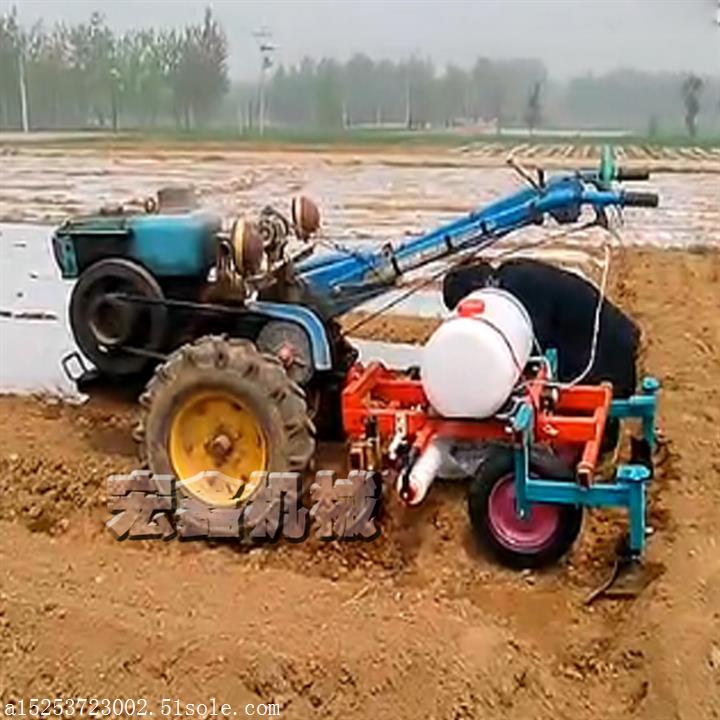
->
[[0, 395, 137, 533]]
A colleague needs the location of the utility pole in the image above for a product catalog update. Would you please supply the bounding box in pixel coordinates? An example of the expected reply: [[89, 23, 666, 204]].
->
[[18, 44, 29, 133], [404, 75, 411, 130], [253, 27, 276, 136], [110, 67, 120, 132]]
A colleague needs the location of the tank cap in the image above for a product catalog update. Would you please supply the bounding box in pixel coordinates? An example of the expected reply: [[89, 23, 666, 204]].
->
[[458, 298, 486, 317]]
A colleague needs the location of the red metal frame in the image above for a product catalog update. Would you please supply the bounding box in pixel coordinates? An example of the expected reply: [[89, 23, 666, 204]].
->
[[341, 362, 612, 481]]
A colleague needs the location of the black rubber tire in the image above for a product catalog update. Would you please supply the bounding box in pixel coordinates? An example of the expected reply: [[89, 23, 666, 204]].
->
[[69, 258, 167, 376], [468, 445, 583, 569], [135, 335, 315, 504]]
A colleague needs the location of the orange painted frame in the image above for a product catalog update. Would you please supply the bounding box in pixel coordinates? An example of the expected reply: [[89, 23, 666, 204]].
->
[[341, 362, 613, 480]]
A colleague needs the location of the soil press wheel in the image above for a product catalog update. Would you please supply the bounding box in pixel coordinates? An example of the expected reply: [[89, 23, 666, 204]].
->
[[468, 446, 583, 569], [136, 336, 315, 508]]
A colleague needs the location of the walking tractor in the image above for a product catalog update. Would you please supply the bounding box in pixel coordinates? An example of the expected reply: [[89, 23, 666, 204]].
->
[[52, 149, 661, 574]]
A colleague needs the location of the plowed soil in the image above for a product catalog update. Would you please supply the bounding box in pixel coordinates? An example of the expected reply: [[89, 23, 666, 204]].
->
[[1, 246, 719, 718]]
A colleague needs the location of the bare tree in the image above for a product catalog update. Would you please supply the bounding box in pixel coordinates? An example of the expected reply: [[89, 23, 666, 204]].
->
[[525, 81, 542, 133], [681, 74, 703, 137]]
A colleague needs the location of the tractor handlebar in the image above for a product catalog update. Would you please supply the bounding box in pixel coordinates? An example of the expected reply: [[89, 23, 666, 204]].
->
[[581, 151, 657, 208], [545, 186, 659, 213], [616, 167, 651, 182], [621, 190, 660, 208], [298, 148, 660, 317]]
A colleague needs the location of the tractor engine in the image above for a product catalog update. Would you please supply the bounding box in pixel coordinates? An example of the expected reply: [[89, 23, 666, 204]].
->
[[52, 186, 321, 378]]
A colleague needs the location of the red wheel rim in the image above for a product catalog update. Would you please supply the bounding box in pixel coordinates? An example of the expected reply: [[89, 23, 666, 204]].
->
[[487, 474, 562, 553]]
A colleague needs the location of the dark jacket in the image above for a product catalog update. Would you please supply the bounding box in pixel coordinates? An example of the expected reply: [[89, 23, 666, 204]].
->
[[442, 259, 640, 398]]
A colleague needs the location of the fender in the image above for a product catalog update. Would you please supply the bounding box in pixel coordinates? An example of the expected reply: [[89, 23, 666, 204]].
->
[[245, 300, 333, 372]]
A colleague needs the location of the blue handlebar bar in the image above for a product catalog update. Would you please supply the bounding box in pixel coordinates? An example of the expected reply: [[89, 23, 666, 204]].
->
[[297, 162, 658, 317], [580, 189, 658, 208]]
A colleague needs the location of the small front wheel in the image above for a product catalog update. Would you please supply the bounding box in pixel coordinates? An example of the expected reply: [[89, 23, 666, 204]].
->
[[468, 447, 583, 569]]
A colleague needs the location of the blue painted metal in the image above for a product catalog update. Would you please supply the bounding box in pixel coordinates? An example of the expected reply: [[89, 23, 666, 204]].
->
[[297, 171, 643, 319], [55, 159, 648, 321], [610, 375, 660, 448], [52, 234, 78, 279], [245, 300, 333, 371], [513, 404, 533, 520], [616, 464, 652, 552], [641, 377, 661, 394], [125, 213, 219, 276], [510, 375, 659, 555], [53, 211, 220, 278], [545, 348, 559, 378], [512, 402, 534, 433], [512, 413, 532, 521]]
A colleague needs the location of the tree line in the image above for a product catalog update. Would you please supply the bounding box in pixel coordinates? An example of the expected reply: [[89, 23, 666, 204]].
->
[[0, 7, 228, 131], [257, 58, 716, 137], [1, 6, 718, 137]]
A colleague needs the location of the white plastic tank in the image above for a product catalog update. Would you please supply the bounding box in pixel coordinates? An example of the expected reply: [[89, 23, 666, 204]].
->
[[421, 288, 534, 418]]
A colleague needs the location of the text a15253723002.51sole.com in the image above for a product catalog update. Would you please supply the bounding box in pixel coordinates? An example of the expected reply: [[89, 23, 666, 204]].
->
[[1, 697, 282, 718]]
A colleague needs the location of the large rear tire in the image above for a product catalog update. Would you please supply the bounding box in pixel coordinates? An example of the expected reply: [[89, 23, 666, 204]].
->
[[136, 335, 315, 508], [468, 446, 583, 569]]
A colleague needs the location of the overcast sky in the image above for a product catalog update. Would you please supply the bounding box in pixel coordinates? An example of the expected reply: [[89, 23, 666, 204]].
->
[[4, 0, 719, 80]]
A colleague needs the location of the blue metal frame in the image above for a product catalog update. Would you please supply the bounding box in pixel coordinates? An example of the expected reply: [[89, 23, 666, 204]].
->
[[297, 171, 644, 319], [245, 300, 333, 371], [609, 376, 661, 448], [511, 376, 660, 555]]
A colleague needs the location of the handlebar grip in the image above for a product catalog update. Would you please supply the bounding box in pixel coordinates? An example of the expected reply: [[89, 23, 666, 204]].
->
[[622, 191, 659, 208], [617, 167, 650, 182]]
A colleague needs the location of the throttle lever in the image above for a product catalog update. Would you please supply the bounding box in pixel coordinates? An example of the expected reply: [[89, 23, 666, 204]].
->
[[506, 154, 540, 190]]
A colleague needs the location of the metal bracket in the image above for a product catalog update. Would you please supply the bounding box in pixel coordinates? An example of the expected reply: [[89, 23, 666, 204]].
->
[[610, 375, 660, 447], [61, 351, 91, 384], [509, 380, 658, 554]]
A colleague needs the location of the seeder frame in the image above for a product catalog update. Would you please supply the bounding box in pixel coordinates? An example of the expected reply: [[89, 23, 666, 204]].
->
[[342, 356, 660, 559]]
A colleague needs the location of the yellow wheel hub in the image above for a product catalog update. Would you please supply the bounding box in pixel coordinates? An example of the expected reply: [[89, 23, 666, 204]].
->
[[169, 390, 268, 507]]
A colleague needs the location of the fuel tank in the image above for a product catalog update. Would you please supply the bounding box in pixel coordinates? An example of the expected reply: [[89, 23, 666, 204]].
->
[[421, 288, 534, 418]]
